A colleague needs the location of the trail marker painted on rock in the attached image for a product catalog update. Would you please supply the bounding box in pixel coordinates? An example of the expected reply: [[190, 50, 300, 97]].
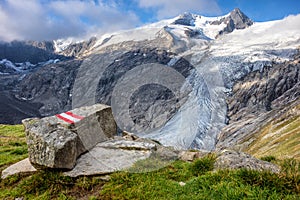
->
[[56, 111, 84, 124]]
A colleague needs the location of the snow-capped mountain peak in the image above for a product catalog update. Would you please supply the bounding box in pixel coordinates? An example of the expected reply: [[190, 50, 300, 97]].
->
[[50, 8, 253, 57]]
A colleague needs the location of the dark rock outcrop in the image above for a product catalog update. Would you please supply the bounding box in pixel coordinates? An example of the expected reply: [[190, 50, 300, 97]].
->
[[0, 40, 69, 64], [211, 8, 253, 36], [173, 12, 196, 26], [15, 60, 82, 117], [0, 90, 42, 124], [59, 37, 97, 58], [216, 51, 300, 151]]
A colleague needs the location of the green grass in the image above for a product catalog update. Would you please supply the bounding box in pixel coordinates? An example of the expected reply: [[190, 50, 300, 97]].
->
[[99, 158, 300, 200], [0, 124, 28, 167], [246, 104, 300, 160], [0, 171, 106, 200], [261, 155, 277, 162], [0, 124, 299, 199]]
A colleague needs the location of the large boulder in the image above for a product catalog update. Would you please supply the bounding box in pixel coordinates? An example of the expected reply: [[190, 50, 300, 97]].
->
[[214, 150, 280, 173], [23, 104, 117, 169]]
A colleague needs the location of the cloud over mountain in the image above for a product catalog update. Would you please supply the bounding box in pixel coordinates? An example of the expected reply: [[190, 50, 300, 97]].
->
[[0, 0, 140, 41], [136, 0, 221, 19]]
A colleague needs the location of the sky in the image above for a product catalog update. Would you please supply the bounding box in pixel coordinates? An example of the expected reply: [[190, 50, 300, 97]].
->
[[0, 0, 299, 41]]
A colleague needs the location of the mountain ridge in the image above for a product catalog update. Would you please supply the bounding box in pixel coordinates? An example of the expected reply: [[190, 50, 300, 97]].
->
[[0, 8, 299, 152]]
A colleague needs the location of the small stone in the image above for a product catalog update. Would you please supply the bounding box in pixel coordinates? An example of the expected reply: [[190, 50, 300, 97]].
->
[[122, 131, 139, 141], [179, 150, 210, 162], [99, 175, 111, 181], [179, 181, 186, 186], [1, 158, 37, 179]]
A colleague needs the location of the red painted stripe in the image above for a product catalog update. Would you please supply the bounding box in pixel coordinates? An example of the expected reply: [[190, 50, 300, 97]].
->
[[56, 114, 74, 124], [65, 111, 84, 120]]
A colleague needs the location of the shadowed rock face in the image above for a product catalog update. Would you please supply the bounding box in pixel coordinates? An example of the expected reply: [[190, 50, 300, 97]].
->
[[173, 13, 196, 26], [0, 91, 42, 124], [211, 8, 253, 36], [129, 84, 178, 130], [0, 41, 69, 64], [59, 37, 97, 58], [94, 48, 193, 133], [15, 60, 82, 117]]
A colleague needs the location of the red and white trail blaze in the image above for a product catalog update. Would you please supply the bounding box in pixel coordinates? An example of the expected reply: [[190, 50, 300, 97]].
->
[[56, 111, 84, 124]]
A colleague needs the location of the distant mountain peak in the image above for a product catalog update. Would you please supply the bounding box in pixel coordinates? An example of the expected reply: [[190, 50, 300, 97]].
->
[[229, 8, 253, 27], [172, 12, 196, 26], [210, 8, 253, 36], [232, 7, 242, 14], [170, 8, 253, 38]]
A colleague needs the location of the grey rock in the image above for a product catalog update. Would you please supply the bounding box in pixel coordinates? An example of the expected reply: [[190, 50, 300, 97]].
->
[[122, 131, 139, 141], [120, 132, 179, 161], [23, 104, 117, 169], [152, 145, 179, 161], [98, 140, 157, 151], [1, 158, 37, 179], [63, 139, 156, 177], [63, 135, 180, 177], [179, 150, 210, 162], [24, 122, 78, 169], [2, 135, 178, 178], [214, 150, 280, 173]]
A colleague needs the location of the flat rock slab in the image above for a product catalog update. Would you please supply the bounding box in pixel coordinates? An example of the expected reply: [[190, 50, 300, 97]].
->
[[64, 140, 156, 177], [1, 158, 37, 179]]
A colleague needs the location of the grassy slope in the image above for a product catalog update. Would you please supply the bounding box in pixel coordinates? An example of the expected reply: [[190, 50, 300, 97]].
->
[[0, 125, 28, 167], [246, 104, 300, 160], [0, 125, 299, 200]]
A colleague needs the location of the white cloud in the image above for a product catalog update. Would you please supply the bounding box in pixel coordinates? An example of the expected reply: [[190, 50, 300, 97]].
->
[[136, 0, 221, 19], [0, 0, 140, 41]]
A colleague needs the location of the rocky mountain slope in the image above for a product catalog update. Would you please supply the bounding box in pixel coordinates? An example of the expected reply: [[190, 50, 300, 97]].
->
[[216, 52, 300, 159], [0, 8, 299, 153]]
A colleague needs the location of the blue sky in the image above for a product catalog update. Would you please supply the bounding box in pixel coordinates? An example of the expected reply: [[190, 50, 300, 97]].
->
[[121, 0, 300, 23], [0, 0, 299, 41], [216, 0, 300, 22]]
